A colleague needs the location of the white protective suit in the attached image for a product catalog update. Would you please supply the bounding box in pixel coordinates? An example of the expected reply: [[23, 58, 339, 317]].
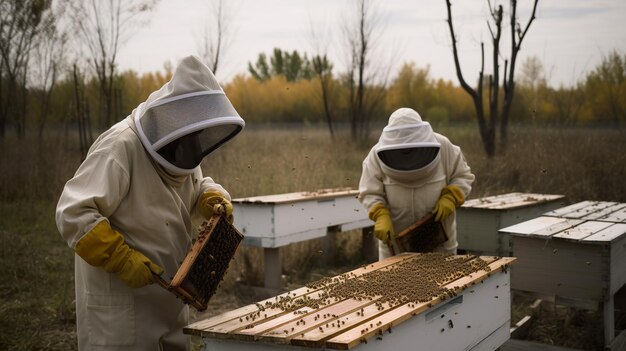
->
[[358, 108, 474, 259], [56, 56, 244, 350]]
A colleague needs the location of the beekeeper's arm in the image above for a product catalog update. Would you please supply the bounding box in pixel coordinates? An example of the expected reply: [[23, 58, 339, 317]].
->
[[56, 151, 163, 288], [358, 150, 394, 243], [196, 173, 234, 223], [432, 136, 475, 222]]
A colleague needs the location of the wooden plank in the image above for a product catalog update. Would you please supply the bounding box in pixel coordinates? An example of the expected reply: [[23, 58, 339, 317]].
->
[[531, 219, 584, 237], [552, 221, 613, 241], [256, 255, 486, 345], [582, 203, 626, 220], [583, 223, 626, 242], [499, 216, 566, 236], [185, 253, 415, 335], [601, 207, 626, 223], [320, 257, 515, 349], [558, 201, 617, 219], [543, 201, 596, 217], [463, 192, 524, 208], [486, 195, 564, 210], [233, 188, 357, 205]]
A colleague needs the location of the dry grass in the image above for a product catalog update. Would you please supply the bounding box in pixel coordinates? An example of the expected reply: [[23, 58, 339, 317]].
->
[[1, 125, 625, 350]]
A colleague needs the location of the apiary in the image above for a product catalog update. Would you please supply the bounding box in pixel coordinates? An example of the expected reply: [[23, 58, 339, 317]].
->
[[185, 253, 515, 351], [154, 215, 244, 311], [499, 204, 626, 350], [457, 192, 565, 256], [232, 188, 375, 290]]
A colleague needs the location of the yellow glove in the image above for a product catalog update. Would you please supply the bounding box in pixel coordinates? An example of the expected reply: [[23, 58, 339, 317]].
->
[[368, 203, 394, 244], [432, 185, 465, 222], [75, 220, 164, 288], [199, 190, 234, 223]]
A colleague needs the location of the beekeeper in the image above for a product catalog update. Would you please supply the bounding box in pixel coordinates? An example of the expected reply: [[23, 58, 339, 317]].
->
[[358, 107, 474, 259], [56, 55, 244, 351]]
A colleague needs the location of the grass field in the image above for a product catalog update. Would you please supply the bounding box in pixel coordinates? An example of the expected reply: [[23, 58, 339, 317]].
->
[[1, 124, 625, 350]]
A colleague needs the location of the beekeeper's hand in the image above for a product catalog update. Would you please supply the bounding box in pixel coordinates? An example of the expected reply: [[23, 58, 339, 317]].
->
[[368, 203, 394, 244], [432, 185, 465, 222], [75, 220, 164, 288], [199, 190, 234, 223]]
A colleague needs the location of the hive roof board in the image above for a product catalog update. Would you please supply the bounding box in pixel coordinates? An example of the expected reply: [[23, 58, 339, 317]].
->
[[543, 201, 626, 223], [499, 216, 626, 243], [185, 253, 514, 349], [461, 193, 564, 210], [233, 188, 358, 205]]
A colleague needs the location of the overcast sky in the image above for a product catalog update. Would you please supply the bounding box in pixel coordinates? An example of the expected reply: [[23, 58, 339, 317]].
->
[[117, 0, 626, 87]]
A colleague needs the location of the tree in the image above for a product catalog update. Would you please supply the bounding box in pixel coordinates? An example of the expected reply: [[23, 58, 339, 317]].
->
[[518, 56, 547, 121], [30, 1, 68, 140], [68, 0, 158, 128], [311, 54, 335, 138], [445, 0, 539, 157], [585, 50, 626, 127], [343, 0, 389, 145], [248, 48, 313, 82], [309, 24, 336, 138], [196, 0, 234, 75], [0, 0, 53, 137]]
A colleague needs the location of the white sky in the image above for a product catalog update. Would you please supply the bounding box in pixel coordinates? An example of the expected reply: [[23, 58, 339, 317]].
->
[[117, 0, 626, 87]]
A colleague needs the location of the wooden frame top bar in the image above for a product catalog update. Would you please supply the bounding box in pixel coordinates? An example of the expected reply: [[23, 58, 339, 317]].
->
[[185, 253, 515, 349]]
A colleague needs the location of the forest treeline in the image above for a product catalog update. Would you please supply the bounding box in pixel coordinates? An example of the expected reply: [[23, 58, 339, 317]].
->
[[1, 0, 624, 148], [7, 50, 626, 132]]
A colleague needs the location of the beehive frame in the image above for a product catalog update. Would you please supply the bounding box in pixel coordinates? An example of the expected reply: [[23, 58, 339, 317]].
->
[[155, 215, 244, 311], [394, 214, 447, 253]]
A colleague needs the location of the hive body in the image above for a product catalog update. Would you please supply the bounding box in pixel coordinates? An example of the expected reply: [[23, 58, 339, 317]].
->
[[185, 253, 515, 350]]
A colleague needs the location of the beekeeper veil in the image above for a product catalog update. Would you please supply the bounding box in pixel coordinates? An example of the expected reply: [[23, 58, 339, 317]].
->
[[375, 108, 441, 180], [133, 55, 244, 175]]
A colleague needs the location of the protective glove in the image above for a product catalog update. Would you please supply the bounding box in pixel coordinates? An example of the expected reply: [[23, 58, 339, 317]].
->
[[368, 203, 394, 244], [75, 220, 164, 288], [432, 185, 465, 222], [199, 190, 234, 223]]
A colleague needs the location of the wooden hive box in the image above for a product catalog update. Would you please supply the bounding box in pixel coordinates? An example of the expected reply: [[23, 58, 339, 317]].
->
[[457, 192, 565, 256], [155, 215, 244, 311], [185, 253, 515, 351], [499, 203, 626, 350]]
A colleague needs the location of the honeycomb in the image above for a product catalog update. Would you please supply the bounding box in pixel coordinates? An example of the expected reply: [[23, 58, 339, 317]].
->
[[395, 214, 447, 253], [169, 215, 243, 311], [245, 253, 491, 319]]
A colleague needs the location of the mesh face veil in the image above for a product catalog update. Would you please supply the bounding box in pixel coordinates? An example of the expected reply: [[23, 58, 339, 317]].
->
[[133, 56, 244, 174], [375, 108, 441, 177]]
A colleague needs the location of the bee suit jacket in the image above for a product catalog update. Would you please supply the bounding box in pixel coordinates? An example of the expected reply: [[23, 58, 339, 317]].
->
[[358, 108, 475, 258], [56, 56, 243, 351]]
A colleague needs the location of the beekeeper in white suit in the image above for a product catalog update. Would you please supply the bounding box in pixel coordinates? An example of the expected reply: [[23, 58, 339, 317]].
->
[[358, 107, 474, 259], [56, 55, 244, 350]]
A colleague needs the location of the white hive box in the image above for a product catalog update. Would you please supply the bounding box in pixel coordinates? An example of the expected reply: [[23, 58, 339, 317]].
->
[[232, 188, 370, 248], [185, 253, 515, 351], [232, 188, 374, 290], [457, 192, 565, 256], [499, 201, 626, 350]]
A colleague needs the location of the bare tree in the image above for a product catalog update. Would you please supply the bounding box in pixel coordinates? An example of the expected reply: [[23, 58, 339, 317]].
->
[[69, 0, 158, 128], [343, 0, 389, 145], [309, 24, 336, 139], [30, 2, 69, 140], [445, 0, 539, 157], [0, 0, 54, 137], [196, 0, 235, 76]]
